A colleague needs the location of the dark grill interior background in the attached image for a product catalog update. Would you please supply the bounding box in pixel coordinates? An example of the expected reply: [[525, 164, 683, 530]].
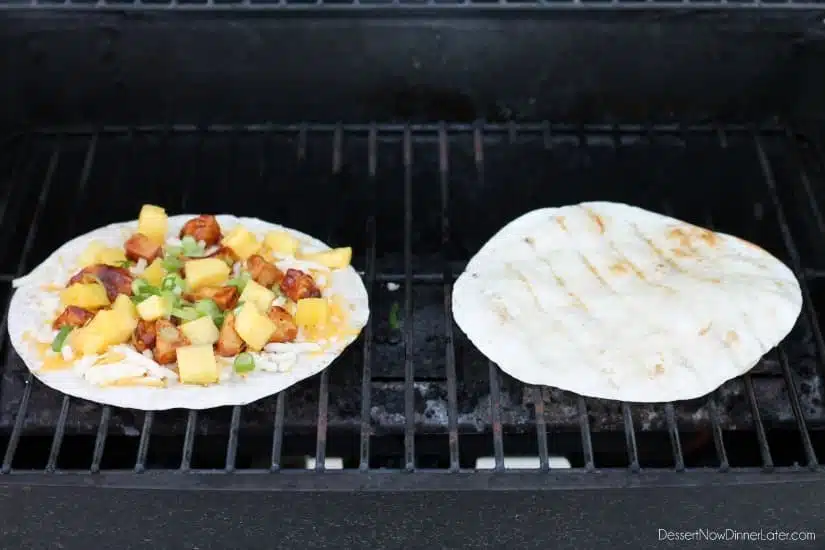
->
[[1, 123, 824, 474]]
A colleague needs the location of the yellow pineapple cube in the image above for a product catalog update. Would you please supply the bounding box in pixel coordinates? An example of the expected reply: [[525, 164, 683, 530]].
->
[[180, 316, 220, 346], [295, 298, 329, 329], [78, 241, 106, 268], [300, 247, 352, 269], [234, 304, 277, 351], [264, 231, 299, 257], [86, 309, 137, 346], [141, 259, 166, 287], [136, 295, 170, 321], [97, 247, 129, 267], [138, 204, 169, 245], [238, 280, 275, 313], [112, 294, 138, 321], [61, 283, 110, 309], [70, 328, 108, 356], [184, 258, 231, 290], [176, 345, 219, 385], [222, 226, 261, 260]]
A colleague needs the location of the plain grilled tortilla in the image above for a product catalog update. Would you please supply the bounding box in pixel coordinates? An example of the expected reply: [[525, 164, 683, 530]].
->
[[7, 215, 370, 410], [452, 201, 802, 403]]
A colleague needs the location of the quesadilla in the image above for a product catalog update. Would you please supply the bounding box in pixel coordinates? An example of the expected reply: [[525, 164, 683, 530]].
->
[[8, 205, 369, 410], [452, 201, 802, 403]]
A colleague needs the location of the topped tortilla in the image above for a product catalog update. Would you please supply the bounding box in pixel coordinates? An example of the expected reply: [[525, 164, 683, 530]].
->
[[8, 205, 369, 410], [452, 201, 802, 403]]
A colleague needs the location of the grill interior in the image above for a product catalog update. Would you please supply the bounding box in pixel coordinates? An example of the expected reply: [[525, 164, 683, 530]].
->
[[1, 123, 824, 474]]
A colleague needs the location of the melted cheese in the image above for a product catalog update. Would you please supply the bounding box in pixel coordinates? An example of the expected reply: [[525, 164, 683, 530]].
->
[[34, 342, 74, 371], [302, 297, 360, 346]]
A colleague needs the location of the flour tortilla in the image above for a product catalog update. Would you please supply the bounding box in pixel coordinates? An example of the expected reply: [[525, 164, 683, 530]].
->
[[452, 201, 802, 403], [8, 215, 370, 410]]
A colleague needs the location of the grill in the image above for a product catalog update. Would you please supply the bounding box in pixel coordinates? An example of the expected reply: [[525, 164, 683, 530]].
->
[[1, 123, 824, 484], [3, 2, 825, 545]]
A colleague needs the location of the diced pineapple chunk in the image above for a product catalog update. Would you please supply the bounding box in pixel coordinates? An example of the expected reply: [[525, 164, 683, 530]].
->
[[136, 295, 170, 321], [300, 247, 352, 269], [98, 248, 129, 266], [222, 226, 262, 260], [295, 298, 329, 329], [180, 316, 220, 346], [70, 328, 108, 356], [264, 231, 299, 257], [78, 242, 106, 268], [138, 204, 169, 245], [142, 258, 166, 286], [184, 258, 231, 290], [234, 304, 277, 351], [176, 345, 219, 385], [77, 243, 129, 268], [60, 283, 110, 309], [112, 294, 138, 321], [238, 280, 276, 314], [86, 308, 138, 346]]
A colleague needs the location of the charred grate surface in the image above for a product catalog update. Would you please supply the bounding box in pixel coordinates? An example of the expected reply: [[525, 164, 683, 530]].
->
[[0, 123, 824, 478]]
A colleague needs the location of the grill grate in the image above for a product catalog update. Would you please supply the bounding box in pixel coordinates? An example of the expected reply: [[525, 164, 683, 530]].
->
[[0, 123, 824, 487]]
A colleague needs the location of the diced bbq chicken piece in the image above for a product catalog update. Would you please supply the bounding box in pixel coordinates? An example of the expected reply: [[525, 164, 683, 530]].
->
[[266, 306, 298, 343], [279, 268, 321, 302], [247, 254, 283, 288], [52, 306, 94, 330], [182, 285, 239, 311], [68, 264, 134, 302], [215, 312, 245, 357], [153, 319, 190, 364], [131, 320, 157, 353], [205, 245, 237, 267], [180, 215, 222, 247], [125, 233, 163, 263]]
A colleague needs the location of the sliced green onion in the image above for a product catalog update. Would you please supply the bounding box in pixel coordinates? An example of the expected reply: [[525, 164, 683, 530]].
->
[[117, 260, 133, 268], [160, 290, 180, 312], [389, 302, 400, 331], [233, 352, 255, 374], [171, 307, 200, 322], [227, 271, 251, 293], [181, 236, 206, 258], [51, 326, 73, 352], [161, 273, 187, 294], [166, 245, 183, 257], [162, 255, 183, 273], [130, 278, 160, 304], [195, 299, 224, 327]]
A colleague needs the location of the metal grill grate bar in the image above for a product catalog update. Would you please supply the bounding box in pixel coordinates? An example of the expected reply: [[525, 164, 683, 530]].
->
[[578, 397, 595, 470], [439, 123, 461, 472], [488, 360, 505, 471], [533, 388, 549, 471], [135, 411, 154, 472], [358, 125, 378, 472], [181, 410, 197, 471], [707, 393, 730, 471], [1, 0, 823, 11], [777, 348, 819, 468], [402, 126, 415, 471], [271, 392, 286, 471], [743, 375, 774, 470], [622, 403, 640, 471], [226, 406, 242, 472], [91, 407, 111, 473]]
